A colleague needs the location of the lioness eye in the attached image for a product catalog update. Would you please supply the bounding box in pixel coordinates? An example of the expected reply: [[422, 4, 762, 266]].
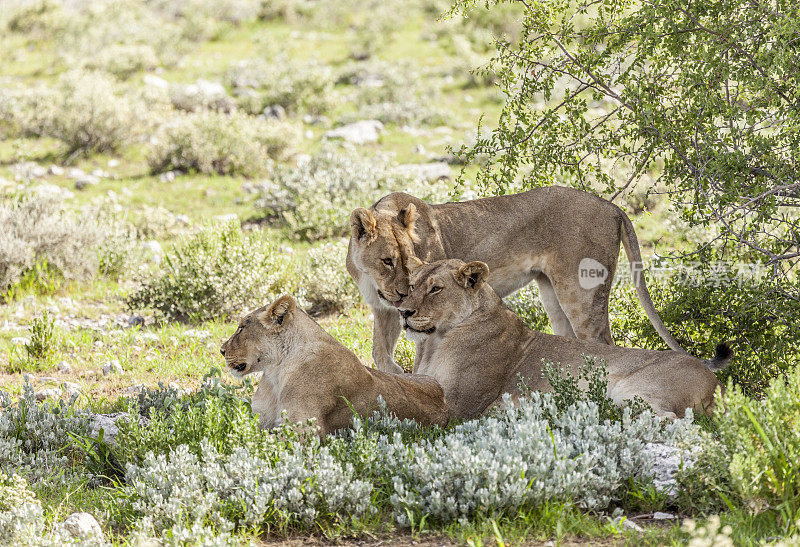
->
[[429, 286, 442, 295], [382, 258, 393, 267]]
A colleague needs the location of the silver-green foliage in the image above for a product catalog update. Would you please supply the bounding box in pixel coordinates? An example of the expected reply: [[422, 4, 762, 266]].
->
[[0, 70, 146, 154], [0, 194, 110, 293], [259, 148, 453, 241], [126, 222, 298, 322], [119, 391, 698, 535], [0, 380, 89, 485], [298, 239, 360, 314], [148, 111, 300, 176]]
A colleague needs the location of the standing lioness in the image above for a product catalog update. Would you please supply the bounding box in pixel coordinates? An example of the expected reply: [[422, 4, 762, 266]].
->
[[220, 295, 449, 436], [347, 188, 687, 374], [398, 259, 730, 420]]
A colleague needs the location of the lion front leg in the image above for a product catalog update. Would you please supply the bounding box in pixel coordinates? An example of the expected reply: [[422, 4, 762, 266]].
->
[[372, 305, 404, 374]]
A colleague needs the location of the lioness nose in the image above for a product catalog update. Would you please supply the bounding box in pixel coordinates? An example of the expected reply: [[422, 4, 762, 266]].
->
[[400, 309, 415, 319]]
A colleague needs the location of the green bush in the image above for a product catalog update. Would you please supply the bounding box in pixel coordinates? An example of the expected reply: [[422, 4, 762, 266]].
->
[[609, 265, 800, 396], [115, 371, 277, 466], [718, 367, 800, 535], [148, 111, 300, 176], [126, 222, 298, 322]]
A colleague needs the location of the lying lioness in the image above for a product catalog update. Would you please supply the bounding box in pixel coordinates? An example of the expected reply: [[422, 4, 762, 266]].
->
[[347, 188, 689, 374], [220, 295, 449, 436], [398, 259, 731, 420]]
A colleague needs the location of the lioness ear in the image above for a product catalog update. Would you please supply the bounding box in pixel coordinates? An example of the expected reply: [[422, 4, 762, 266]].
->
[[454, 261, 490, 290], [258, 295, 296, 327], [398, 203, 418, 232], [350, 208, 376, 241]]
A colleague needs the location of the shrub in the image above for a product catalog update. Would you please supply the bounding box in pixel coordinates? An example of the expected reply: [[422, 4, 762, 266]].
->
[[716, 367, 800, 535], [0, 472, 44, 545], [148, 111, 300, 176], [258, 148, 453, 241], [226, 56, 335, 115], [0, 70, 145, 155], [0, 194, 110, 294], [0, 380, 89, 485], [126, 222, 298, 322], [9, 311, 59, 373], [609, 265, 800, 396], [298, 239, 360, 314], [115, 371, 270, 466]]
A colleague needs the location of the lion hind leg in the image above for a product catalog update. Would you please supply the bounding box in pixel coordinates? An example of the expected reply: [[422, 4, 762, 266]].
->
[[549, 273, 614, 345], [534, 273, 576, 338]]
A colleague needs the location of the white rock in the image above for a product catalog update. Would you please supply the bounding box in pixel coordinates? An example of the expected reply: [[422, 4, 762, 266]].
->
[[90, 412, 134, 444], [48, 165, 65, 176], [35, 388, 61, 401], [174, 214, 191, 225], [143, 74, 169, 90], [13, 161, 47, 180], [124, 384, 145, 396], [143, 240, 163, 265], [57, 361, 72, 373], [395, 162, 451, 181], [645, 442, 699, 497], [90, 169, 107, 178], [107, 159, 120, 168], [66, 167, 86, 179], [653, 512, 676, 520], [159, 170, 177, 183], [11, 336, 30, 346], [620, 518, 644, 532], [62, 512, 102, 539], [182, 329, 211, 340], [138, 333, 159, 342], [324, 120, 384, 145], [102, 360, 123, 376], [32, 183, 74, 200], [62, 381, 80, 397], [37, 376, 58, 383]]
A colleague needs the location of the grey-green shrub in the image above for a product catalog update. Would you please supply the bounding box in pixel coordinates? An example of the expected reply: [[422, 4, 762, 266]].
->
[[148, 111, 300, 176], [0, 380, 89, 485], [0, 194, 110, 293], [298, 239, 360, 314], [259, 148, 453, 241], [114, 389, 698, 536], [126, 222, 298, 322], [227, 56, 335, 115], [0, 70, 145, 154]]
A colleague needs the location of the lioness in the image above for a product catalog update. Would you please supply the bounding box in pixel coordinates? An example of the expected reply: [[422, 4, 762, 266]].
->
[[346, 188, 687, 374], [220, 295, 449, 436], [398, 259, 730, 420]]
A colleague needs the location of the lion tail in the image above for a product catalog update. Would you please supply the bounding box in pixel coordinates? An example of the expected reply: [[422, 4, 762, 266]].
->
[[703, 343, 732, 371], [618, 212, 690, 355]]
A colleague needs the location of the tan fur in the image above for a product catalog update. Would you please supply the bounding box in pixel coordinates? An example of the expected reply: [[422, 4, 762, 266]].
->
[[219, 295, 449, 436], [399, 260, 725, 420], [346, 188, 688, 373]]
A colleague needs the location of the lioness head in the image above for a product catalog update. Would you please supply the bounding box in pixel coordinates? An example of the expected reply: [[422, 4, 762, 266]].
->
[[398, 259, 490, 340], [349, 205, 423, 307], [220, 295, 297, 378]]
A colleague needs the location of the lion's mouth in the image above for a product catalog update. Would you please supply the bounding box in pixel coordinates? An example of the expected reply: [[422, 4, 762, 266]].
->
[[378, 290, 403, 307], [229, 362, 247, 372], [404, 322, 436, 335]]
